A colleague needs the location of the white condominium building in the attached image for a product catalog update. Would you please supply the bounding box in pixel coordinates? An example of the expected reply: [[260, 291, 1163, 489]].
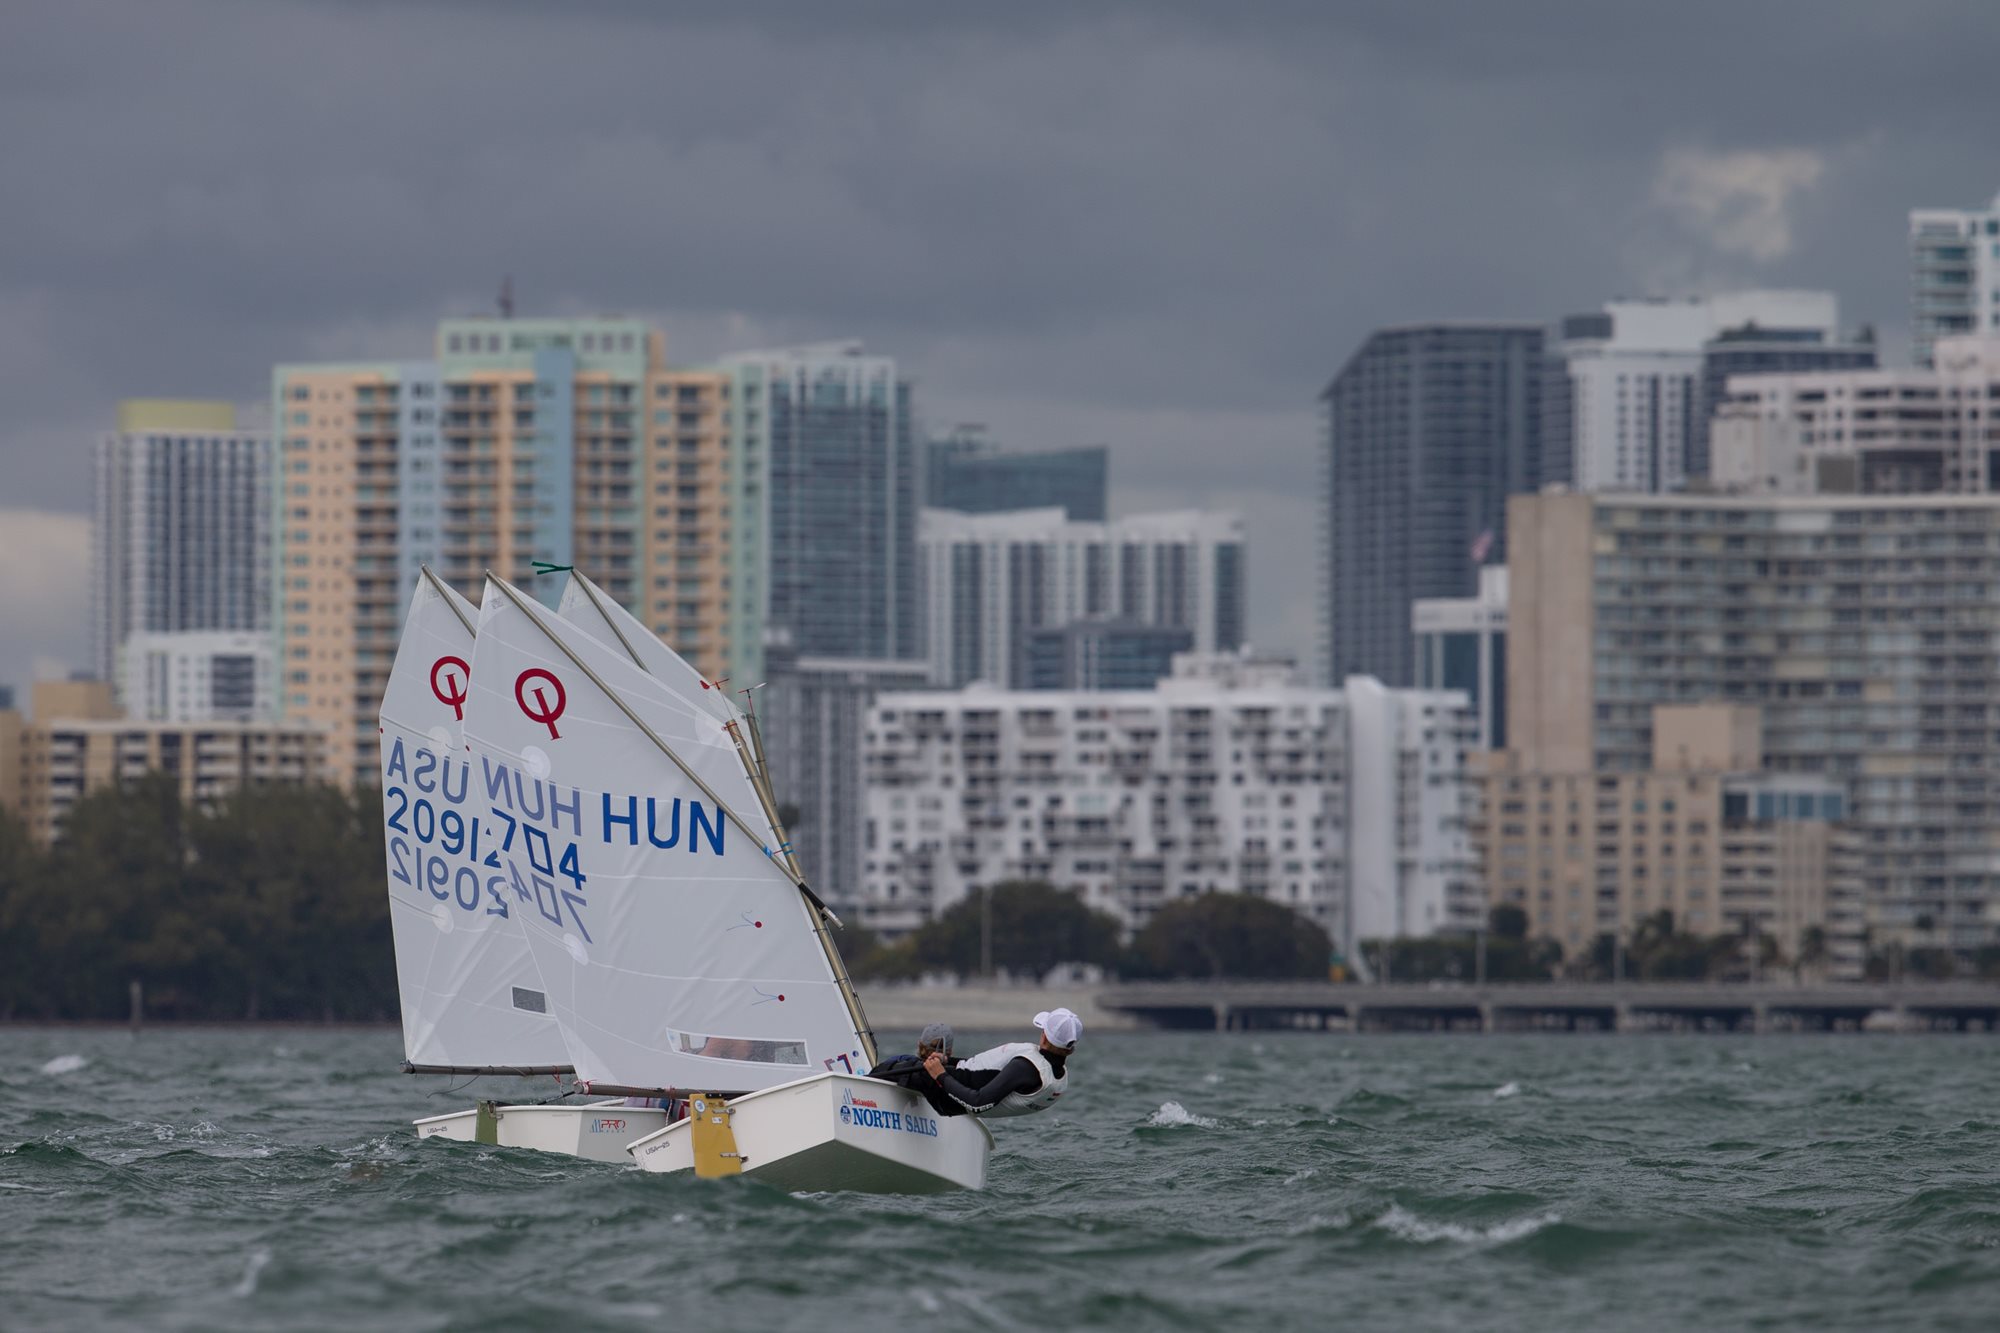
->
[[118, 630, 276, 724], [1712, 336, 2000, 496], [1557, 291, 1840, 492], [92, 400, 271, 683], [918, 506, 1246, 688], [860, 652, 1477, 966], [1911, 191, 2000, 367]]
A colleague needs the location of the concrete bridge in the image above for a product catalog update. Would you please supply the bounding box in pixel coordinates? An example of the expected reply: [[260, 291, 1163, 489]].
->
[[1095, 980, 2000, 1034]]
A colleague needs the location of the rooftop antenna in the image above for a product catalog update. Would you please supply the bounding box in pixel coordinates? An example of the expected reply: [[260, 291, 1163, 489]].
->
[[498, 275, 514, 319]]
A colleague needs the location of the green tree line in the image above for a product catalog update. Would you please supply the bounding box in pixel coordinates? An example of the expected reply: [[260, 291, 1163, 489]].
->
[[0, 775, 394, 1021], [843, 879, 1333, 982], [0, 783, 1346, 1021], [17, 775, 1995, 1020]]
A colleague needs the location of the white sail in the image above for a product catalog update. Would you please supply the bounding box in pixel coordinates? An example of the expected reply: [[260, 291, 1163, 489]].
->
[[560, 572, 792, 840], [556, 571, 743, 729], [553, 571, 795, 869], [461, 575, 870, 1092], [379, 570, 570, 1071]]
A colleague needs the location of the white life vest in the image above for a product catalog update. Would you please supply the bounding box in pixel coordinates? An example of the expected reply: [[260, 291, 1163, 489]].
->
[[953, 1041, 1067, 1117]]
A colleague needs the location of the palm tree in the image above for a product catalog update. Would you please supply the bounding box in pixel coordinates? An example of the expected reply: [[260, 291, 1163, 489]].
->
[[1796, 925, 1827, 984]]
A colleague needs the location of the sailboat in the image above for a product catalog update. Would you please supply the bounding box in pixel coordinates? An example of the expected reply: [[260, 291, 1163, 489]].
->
[[382, 569, 677, 1161], [385, 568, 991, 1191]]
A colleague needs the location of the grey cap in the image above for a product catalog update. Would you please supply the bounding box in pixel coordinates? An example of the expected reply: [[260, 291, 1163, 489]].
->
[[918, 1022, 955, 1055]]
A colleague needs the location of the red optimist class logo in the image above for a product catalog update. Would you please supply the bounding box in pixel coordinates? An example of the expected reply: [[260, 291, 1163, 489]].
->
[[430, 656, 470, 720], [514, 669, 567, 739]]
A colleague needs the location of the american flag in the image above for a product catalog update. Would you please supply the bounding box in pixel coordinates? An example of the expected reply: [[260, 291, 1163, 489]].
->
[[1469, 528, 1495, 564]]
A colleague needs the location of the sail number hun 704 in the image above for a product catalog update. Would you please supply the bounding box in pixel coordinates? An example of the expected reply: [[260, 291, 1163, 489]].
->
[[383, 742, 590, 941]]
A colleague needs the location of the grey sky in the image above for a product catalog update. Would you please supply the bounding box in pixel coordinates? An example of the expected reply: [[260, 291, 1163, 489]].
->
[[3, 0, 1997, 699]]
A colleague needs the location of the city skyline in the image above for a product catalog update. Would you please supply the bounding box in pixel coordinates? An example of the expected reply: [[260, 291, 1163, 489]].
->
[[5, 2, 1999, 699]]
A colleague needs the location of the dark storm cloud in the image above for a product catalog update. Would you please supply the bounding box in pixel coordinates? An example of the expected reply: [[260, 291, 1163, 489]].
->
[[3, 0, 1998, 689]]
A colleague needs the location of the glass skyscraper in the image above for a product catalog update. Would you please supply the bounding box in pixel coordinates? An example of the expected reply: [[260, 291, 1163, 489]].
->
[[1318, 323, 1544, 688], [926, 430, 1108, 521], [719, 343, 920, 681]]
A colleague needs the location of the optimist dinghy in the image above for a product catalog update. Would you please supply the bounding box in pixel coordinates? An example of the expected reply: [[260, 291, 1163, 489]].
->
[[381, 569, 992, 1192], [379, 571, 634, 1155], [627, 1071, 991, 1193], [411, 1099, 678, 1163]]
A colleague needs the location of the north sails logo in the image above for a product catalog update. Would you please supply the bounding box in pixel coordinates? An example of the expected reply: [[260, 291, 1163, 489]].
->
[[839, 1088, 937, 1137]]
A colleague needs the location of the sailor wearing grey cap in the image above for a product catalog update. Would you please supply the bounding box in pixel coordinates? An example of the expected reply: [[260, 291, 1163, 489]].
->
[[924, 1008, 1080, 1118], [865, 1022, 970, 1117]]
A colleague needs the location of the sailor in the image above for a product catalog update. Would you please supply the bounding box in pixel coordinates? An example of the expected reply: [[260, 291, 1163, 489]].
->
[[924, 1008, 1080, 1117], [866, 1022, 976, 1117]]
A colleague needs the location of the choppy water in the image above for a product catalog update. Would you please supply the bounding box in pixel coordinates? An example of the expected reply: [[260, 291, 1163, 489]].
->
[[3, 1028, 1998, 1330]]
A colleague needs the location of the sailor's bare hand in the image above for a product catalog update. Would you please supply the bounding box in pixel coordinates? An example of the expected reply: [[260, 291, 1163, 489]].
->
[[923, 1053, 946, 1078]]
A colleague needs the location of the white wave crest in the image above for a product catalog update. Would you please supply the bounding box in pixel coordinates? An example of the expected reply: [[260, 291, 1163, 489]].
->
[[1145, 1101, 1218, 1129], [39, 1054, 88, 1075], [1284, 1166, 1317, 1185], [1374, 1204, 1558, 1245], [231, 1248, 272, 1299], [1493, 1081, 1521, 1099]]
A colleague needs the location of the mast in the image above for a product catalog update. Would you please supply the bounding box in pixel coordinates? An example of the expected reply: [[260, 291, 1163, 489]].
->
[[419, 564, 477, 637], [488, 575, 880, 1069], [731, 683, 802, 883]]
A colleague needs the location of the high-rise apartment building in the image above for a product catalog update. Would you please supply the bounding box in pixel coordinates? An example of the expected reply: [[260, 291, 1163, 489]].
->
[[860, 654, 1478, 961], [93, 400, 271, 687], [1911, 191, 2000, 367], [1318, 323, 1544, 688], [926, 428, 1108, 521], [273, 317, 731, 782], [1412, 564, 1508, 751], [1023, 620, 1195, 691], [760, 635, 932, 914], [716, 343, 919, 682], [1507, 488, 2000, 954], [1712, 336, 2000, 496], [1693, 324, 1876, 479], [1552, 292, 1843, 492], [1476, 704, 1866, 978], [0, 681, 332, 845], [920, 507, 1246, 688], [118, 631, 273, 723]]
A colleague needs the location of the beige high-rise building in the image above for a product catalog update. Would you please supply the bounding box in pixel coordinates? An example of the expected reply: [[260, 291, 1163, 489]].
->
[[1476, 704, 1865, 977], [1497, 487, 2000, 962], [273, 318, 732, 783], [0, 681, 334, 845]]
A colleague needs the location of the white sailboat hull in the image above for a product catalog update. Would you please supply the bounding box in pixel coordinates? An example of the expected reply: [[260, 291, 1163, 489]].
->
[[626, 1072, 992, 1193], [413, 1100, 675, 1164]]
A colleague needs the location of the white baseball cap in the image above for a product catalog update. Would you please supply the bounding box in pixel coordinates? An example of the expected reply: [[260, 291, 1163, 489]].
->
[[1034, 1007, 1083, 1048]]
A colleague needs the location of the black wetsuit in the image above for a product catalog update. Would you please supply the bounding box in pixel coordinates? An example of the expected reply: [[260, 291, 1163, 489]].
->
[[934, 1049, 1067, 1113], [866, 1054, 996, 1117]]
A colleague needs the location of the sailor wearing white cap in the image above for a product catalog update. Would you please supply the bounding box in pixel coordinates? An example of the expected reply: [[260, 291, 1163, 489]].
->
[[923, 1008, 1081, 1118]]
